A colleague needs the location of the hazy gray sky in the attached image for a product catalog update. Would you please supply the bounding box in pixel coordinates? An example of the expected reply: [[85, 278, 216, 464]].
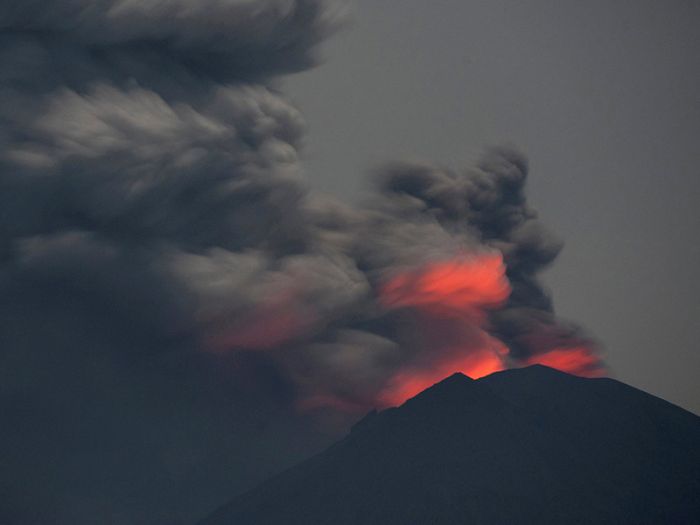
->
[[287, 0, 700, 413]]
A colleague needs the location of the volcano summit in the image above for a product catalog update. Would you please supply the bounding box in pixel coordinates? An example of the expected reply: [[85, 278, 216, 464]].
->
[[202, 365, 700, 524]]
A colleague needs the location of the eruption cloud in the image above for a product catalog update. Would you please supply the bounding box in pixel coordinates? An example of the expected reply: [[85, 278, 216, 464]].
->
[[0, 3, 607, 520], [0, 1, 604, 418]]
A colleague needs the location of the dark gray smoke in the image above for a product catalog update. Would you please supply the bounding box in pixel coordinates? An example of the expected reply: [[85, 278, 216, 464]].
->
[[373, 149, 601, 367], [0, 1, 602, 523]]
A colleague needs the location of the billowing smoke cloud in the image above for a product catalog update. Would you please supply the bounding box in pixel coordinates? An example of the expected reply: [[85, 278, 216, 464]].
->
[[0, 1, 603, 522]]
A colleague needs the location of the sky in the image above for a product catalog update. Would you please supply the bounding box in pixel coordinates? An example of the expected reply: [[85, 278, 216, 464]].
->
[[0, 1, 698, 524], [286, 0, 700, 414]]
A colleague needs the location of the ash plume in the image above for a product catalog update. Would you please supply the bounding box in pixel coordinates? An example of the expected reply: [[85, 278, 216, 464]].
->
[[0, 1, 603, 522]]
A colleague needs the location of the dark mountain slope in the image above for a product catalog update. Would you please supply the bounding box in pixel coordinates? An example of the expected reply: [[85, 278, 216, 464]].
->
[[201, 365, 700, 524]]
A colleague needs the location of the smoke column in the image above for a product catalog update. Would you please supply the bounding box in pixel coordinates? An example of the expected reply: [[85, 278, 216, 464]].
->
[[0, 0, 603, 411], [0, 2, 604, 521]]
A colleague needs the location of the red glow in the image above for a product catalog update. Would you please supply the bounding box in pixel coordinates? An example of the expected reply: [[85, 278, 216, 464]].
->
[[374, 252, 512, 407], [377, 341, 508, 407], [380, 253, 511, 316], [523, 347, 606, 377]]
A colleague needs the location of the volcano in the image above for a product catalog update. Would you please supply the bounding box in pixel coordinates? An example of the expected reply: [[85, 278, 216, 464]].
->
[[200, 366, 700, 524]]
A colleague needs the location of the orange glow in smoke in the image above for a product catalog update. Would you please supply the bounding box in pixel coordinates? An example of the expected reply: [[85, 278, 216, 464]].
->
[[524, 347, 605, 377], [380, 253, 511, 316], [377, 343, 508, 407], [374, 252, 512, 407], [367, 252, 606, 409]]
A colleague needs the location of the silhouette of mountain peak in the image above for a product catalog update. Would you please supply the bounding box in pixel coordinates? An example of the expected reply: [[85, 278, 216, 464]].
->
[[406, 371, 477, 400], [402, 366, 573, 410], [514, 363, 568, 375], [442, 371, 473, 382], [202, 366, 700, 525], [393, 370, 507, 423]]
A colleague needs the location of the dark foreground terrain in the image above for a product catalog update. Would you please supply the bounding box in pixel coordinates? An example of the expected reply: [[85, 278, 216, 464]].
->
[[202, 365, 700, 524]]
